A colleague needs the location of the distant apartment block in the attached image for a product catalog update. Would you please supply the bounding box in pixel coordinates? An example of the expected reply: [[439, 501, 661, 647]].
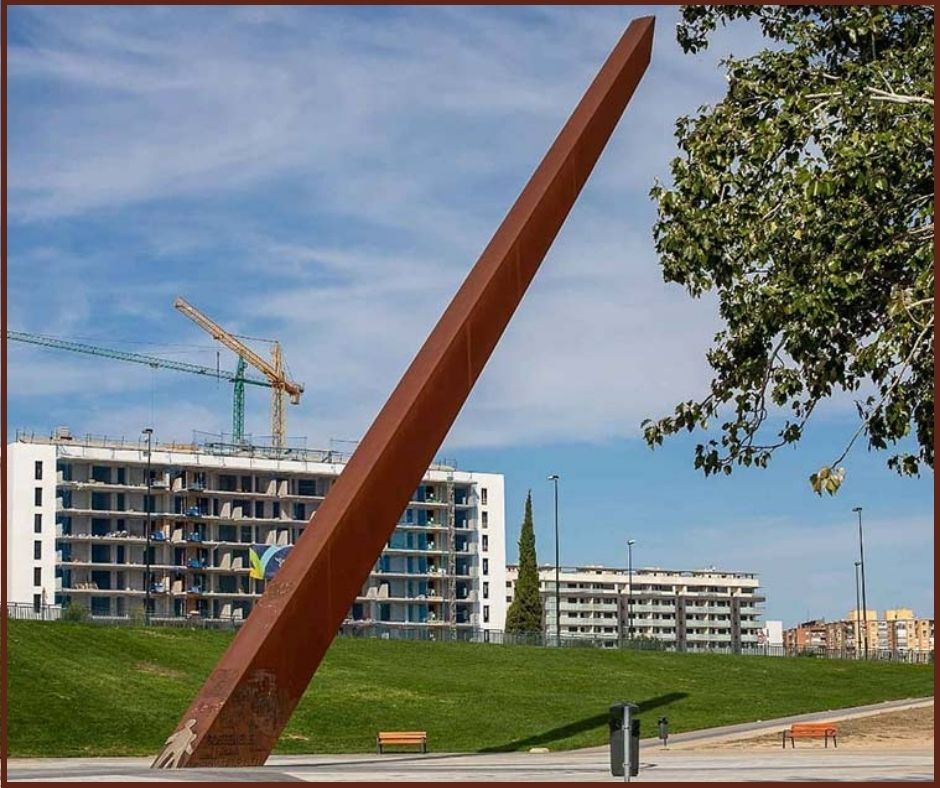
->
[[6, 429, 507, 633], [505, 564, 765, 650], [760, 619, 784, 648], [784, 609, 934, 654]]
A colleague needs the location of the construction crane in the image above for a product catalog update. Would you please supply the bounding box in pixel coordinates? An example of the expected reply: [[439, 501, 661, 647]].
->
[[8, 330, 272, 443], [173, 297, 304, 449]]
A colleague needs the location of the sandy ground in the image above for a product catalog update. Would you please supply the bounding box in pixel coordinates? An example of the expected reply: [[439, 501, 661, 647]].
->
[[687, 704, 934, 751]]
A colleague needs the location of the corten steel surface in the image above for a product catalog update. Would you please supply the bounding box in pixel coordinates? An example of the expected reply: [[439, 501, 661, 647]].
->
[[154, 16, 654, 769]]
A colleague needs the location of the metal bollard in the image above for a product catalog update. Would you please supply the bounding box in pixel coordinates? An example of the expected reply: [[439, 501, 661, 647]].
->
[[657, 716, 669, 748]]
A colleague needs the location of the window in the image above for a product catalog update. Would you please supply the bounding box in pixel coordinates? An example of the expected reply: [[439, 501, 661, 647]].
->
[[480, 488, 488, 505], [34, 567, 42, 586], [91, 465, 111, 484], [481, 511, 488, 528], [33, 594, 42, 613], [91, 492, 110, 511], [34, 513, 42, 533], [90, 597, 111, 616], [255, 501, 265, 519], [217, 575, 237, 594], [241, 476, 253, 493], [34, 541, 42, 560], [293, 502, 306, 521], [481, 535, 489, 552], [483, 582, 489, 599], [35, 460, 43, 480], [297, 479, 318, 496], [482, 558, 489, 575], [483, 605, 490, 623], [34, 487, 43, 506], [91, 545, 110, 563]]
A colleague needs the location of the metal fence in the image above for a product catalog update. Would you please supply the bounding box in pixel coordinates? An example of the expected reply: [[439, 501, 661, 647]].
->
[[338, 623, 933, 662], [7, 603, 933, 664], [6, 602, 243, 630]]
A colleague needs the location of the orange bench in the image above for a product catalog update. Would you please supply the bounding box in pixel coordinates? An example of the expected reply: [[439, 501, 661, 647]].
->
[[376, 731, 428, 753], [782, 723, 838, 748]]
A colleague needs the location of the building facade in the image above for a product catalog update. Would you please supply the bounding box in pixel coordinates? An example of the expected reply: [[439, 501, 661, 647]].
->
[[760, 620, 784, 649], [6, 430, 507, 634], [783, 619, 828, 652], [784, 610, 934, 655], [505, 564, 765, 650]]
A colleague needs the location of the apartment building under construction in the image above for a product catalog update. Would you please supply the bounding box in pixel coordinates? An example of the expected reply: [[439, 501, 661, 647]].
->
[[6, 429, 507, 633]]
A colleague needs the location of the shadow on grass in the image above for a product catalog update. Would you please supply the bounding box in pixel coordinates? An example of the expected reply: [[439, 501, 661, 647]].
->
[[478, 692, 689, 753]]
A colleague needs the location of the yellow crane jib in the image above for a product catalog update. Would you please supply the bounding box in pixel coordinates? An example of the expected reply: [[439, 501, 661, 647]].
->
[[173, 297, 304, 448]]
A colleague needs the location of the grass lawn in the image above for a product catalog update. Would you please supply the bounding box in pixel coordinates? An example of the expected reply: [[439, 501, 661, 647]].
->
[[7, 620, 934, 758]]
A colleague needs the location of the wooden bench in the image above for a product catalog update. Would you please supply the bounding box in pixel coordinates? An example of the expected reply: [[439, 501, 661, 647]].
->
[[376, 731, 428, 753], [782, 723, 838, 748]]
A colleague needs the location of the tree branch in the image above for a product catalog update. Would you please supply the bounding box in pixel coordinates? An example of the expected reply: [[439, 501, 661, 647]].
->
[[866, 86, 934, 106], [828, 316, 934, 469]]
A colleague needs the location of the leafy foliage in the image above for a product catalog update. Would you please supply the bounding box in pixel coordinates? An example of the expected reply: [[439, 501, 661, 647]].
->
[[61, 603, 89, 623], [505, 491, 544, 634], [644, 6, 933, 493]]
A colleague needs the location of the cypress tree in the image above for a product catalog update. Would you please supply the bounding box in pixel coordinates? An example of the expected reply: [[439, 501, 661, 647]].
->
[[505, 491, 543, 634]]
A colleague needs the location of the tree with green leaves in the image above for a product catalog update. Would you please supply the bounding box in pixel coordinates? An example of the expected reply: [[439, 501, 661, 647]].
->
[[643, 5, 933, 495], [505, 491, 543, 634]]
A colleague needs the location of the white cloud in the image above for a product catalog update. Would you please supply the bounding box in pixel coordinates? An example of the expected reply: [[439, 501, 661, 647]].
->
[[5, 5, 890, 454]]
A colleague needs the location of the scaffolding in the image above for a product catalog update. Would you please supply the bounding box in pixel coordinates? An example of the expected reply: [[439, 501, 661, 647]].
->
[[445, 473, 457, 632]]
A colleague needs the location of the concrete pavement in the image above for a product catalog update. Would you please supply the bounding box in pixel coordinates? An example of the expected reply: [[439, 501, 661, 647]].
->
[[9, 748, 934, 782], [8, 697, 933, 782]]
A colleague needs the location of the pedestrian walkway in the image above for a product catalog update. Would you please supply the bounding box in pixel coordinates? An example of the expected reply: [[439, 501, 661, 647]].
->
[[639, 696, 934, 749], [8, 698, 933, 782]]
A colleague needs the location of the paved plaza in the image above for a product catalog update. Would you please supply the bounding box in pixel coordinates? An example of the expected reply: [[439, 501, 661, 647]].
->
[[8, 747, 933, 782], [9, 699, 933, 782]]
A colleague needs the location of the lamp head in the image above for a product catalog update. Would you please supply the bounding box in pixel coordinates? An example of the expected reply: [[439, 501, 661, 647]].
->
[[547, 474, 559, 481], [852, 506, 863, 513], [627, 539, 636, 546]]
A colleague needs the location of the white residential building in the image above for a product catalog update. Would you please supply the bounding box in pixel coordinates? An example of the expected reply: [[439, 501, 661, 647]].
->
[[506, 564, 765, 650], [6, 429, 507, 634]]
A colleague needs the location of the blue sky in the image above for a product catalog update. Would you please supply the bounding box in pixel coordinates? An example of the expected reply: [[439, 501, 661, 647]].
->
[[8, 5, 933, 626]]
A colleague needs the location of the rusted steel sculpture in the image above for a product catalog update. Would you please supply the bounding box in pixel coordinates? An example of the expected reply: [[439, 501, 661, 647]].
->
[[155, 16, 654, 768]]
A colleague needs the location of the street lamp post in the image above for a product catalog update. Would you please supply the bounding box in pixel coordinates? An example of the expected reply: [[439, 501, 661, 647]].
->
[[854, 561, 862, 660], [626, 540, 636, 643], [853, 506, 868, 659], [547, 474, 560, 647], [143, 428, 154, 626]]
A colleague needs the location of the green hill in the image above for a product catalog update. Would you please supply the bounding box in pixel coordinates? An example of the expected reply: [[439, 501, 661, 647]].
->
[[7, 620, 933, 758]]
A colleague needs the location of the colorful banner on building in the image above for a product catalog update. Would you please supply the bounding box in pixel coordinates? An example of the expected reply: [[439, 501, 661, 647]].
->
[[248, 544, 292, 580]]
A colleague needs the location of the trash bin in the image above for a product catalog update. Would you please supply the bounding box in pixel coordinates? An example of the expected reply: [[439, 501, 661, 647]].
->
[[609, 702, 640, 777]]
